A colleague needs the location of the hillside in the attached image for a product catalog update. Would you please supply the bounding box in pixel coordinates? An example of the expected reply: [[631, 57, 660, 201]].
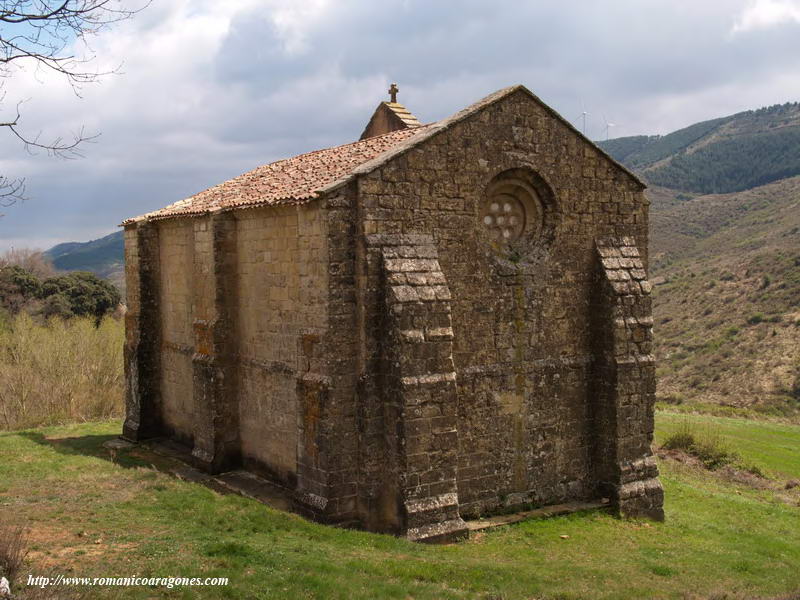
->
[[648, 177, 800, 415], [45, 230, 125, 291], [599, 102, 800, 194]]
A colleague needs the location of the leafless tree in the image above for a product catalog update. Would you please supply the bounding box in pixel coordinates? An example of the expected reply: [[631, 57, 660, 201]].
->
[[0, 1, 147, 208], [0, 247, 56, 277]]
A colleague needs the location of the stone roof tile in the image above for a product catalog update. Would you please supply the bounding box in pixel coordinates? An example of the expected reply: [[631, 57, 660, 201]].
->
[[125, 124, 434, 223], [384, 102, 422, 127]]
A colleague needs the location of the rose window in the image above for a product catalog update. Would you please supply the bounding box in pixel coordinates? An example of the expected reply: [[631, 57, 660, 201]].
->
[[479, 171, 550, 261], [480, 194, 526, 242]]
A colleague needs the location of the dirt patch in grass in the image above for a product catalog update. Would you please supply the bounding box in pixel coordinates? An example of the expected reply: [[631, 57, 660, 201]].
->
[[23, 524, 137, 570]]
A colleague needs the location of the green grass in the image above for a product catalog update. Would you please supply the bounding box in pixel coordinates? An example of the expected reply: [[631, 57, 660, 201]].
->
[[1, 416, 799, 599], [656, 411, 800, 480], [656, 398, 800, 423]]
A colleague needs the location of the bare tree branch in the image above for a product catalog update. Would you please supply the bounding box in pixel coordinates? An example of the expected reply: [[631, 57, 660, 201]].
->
[[1, 98, 98, 157], [0, 0, 148, 213], [0, 174, 26, 209]]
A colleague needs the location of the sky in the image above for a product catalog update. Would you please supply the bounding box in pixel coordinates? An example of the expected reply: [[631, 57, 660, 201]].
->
[[1, 0, 800, 250]]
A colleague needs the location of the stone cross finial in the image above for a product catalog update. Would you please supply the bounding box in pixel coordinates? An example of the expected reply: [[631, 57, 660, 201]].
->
[[388, 83, 399, 103]]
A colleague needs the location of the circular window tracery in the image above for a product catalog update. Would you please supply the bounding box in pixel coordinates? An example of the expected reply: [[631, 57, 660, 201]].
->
[[479, 177, 544, 247], [480, 194, 526, 242]]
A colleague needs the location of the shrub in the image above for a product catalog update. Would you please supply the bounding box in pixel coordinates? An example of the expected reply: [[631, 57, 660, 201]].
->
[[0, 523, 28, 585], [40, 293, 74, 319], [0, 264, 120, 322], [0, 265, 41, 297], [742, 463, 765, 478], [0, 265, 41, 314], [0, 313, 124, 430], [662, 421, 739, 470], [691, 433, 737, 470], [662, 421, 695, 452], [746, 313, 765, 325], [39, 271, 121, 320]]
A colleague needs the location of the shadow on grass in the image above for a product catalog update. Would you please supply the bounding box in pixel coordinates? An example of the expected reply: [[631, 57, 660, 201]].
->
[[19, 430, 198, 474], [18, 430, 294, 509]]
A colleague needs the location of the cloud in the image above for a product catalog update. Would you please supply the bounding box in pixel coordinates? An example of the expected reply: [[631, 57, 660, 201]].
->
[[732, 0, 800, 33], [1, 0, 800, 251]]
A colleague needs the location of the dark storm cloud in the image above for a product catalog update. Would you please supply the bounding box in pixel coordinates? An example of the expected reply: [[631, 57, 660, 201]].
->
[[2, 0, 800, 249]]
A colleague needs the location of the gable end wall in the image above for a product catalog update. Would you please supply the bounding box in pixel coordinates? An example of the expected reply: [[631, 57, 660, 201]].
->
[[354, 88, 653, 518]]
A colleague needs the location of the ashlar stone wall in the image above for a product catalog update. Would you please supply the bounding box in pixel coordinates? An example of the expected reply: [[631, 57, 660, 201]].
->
[[123, 203, 329, 490], [157, 220, 195, 445], [235, 206, 328, 485]]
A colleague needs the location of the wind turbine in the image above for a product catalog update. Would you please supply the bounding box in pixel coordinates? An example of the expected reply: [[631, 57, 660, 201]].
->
[[603, 114, 618, 141], [578, 99, 589, 136]]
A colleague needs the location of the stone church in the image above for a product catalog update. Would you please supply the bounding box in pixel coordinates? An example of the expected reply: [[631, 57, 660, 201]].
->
[[122, 84, 664, 542]]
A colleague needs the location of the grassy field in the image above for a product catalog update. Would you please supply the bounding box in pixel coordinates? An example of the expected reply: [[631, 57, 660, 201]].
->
[[656, 411, 800, 480], [1, 414, 799, 600]]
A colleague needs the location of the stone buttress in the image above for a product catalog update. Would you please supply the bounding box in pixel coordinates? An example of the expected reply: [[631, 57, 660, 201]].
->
[[591, 236, 664, 521], [123, 214, 241, 474], [360, 234, 468, 542]]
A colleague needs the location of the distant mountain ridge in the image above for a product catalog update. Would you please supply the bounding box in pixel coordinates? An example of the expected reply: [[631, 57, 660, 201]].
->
[[45, 230, 124, 291], [599, 102, 800, 194]]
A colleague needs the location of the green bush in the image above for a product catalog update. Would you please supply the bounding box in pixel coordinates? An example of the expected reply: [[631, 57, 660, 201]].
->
[[39, 271, 121, 320], [0, 264, 120, 322], [691, 434, 737, 470], [662, 422, 695, 452], [662, 421, 740, 470], [0, 265, 41, 297]]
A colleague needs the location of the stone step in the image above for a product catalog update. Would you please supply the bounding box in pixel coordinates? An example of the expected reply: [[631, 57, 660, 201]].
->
[[466, 499, 611, 533], [404, 492, 462, 528], [406, 518, 469, 544]]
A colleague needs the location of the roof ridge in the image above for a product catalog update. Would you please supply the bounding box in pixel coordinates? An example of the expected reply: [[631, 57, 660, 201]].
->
[[322, 84, 643, 194], [267, 121, 434, 166]]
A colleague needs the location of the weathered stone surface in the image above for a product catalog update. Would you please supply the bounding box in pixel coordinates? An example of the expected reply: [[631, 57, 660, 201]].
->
[[370, 234, 468, 540], [591, 237, 664, 521], [123, 85, 663, 542]]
